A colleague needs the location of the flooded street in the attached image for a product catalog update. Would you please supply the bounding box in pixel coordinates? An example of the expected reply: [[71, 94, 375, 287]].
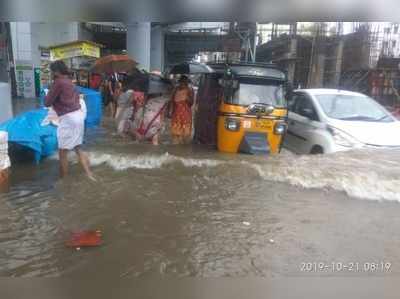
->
[[1, 120, 400, 278]]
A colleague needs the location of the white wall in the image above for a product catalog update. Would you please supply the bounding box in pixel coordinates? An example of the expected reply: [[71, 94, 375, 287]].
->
[[31, 22, 79, 47], [11, 22, 82, 68], [11, 22, 33, 62], [31, 22, 81, 67]]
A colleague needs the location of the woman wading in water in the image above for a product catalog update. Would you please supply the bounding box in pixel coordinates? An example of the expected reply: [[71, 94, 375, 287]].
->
[[45, 61, 95, 181], [170, 76, 194, 144]]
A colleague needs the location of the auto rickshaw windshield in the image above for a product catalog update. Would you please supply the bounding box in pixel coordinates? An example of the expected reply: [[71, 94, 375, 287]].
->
[[224, 78, 286, 107]]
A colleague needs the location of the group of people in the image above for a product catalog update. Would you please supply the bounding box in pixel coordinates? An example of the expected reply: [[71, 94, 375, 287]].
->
[[44, 60, 195, 180], [110, 74, 195, 146]]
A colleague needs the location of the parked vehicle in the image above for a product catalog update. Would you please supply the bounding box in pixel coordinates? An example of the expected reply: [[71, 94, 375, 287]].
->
[[284, 89, 400, 154], [194, 62, 290, 154]]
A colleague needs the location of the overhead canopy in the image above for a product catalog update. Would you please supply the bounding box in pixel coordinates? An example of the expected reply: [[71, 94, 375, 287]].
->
[[48, 40, 104, 61]]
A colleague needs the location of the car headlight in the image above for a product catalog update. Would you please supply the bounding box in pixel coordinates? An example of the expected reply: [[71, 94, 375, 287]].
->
[[327, 126, 360, 147], [274, 122, 287, 135], [225, 118, 240, 131]]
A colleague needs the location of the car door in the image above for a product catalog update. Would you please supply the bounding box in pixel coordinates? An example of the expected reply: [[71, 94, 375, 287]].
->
[[286, 93, 320, 154], [283, 92, 300, 152]]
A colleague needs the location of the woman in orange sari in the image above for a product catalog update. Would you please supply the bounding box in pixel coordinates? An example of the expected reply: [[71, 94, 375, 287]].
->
[[170, 76, 194, 144]]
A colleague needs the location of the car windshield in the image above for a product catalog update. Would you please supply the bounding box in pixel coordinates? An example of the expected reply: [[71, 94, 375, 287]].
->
[[226, 79, 286, 107], [316, 94, 394, 122]]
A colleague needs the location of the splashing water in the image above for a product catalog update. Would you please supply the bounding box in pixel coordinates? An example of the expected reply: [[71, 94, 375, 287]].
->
[[86, 149, 400, 202], [88, 151, 223, 170], [243, 150, 400, 202]]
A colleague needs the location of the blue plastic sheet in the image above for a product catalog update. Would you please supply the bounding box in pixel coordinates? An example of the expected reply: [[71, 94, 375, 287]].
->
[[1, 87, 102, 163], [0, 109, 57, 163], [77, 87, 103, 128]]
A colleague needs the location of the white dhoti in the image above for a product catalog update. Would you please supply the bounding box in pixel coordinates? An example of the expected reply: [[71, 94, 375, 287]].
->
[[57, 109, 85, 150], [0, 131, 10, 170]]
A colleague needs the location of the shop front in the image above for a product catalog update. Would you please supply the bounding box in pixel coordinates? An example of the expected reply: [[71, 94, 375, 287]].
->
[[46, 40, 103, 88]]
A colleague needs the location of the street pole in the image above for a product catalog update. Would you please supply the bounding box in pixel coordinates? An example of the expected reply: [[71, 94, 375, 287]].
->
[[5, 22, 17, 97]]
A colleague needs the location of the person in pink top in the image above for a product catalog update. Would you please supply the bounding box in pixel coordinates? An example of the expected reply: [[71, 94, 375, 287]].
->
[[45, 61, 95, 181]]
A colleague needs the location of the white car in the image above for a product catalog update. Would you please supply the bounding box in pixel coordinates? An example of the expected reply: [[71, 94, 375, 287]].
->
[[284, 89, 400, 154]]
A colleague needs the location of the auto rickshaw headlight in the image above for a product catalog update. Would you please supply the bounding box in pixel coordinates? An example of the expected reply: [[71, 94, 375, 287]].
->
[[274, 122, 287, 135], [225, 118, 241, 131]]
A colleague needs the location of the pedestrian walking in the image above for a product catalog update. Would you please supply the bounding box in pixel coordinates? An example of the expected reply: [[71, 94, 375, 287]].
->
[[170, 76, 194, 144], [45, 60, 95, 181], [115, 77, 135, 136], [107, 73, 122, 118]]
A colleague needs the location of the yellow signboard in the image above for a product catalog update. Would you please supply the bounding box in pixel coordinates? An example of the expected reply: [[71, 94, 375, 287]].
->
[[82, 43, 100, 58], [50, 41, 101, 61]]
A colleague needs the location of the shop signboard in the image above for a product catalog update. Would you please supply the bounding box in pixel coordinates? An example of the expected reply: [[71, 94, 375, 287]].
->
[[82, 42, 101, 58], [15, 61, 35, 98], [40, 48, 50, 61], [49, 41, 101, 61]]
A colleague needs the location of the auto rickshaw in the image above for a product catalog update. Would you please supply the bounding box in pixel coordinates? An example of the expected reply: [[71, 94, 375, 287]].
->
[[194, 62, 291, 154]]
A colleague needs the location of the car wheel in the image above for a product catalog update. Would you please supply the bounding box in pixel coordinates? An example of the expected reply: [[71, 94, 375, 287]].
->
[[310, 145, 324, 155]]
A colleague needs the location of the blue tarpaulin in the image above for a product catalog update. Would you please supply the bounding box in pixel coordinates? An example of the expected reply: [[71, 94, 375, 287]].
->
[[77, 87, 102, 128], [1, 87, 102, 163], [0, 109, 57, 163]]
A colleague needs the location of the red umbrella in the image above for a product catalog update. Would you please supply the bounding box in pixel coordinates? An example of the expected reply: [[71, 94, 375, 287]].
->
[[91, 54, 138, 74]]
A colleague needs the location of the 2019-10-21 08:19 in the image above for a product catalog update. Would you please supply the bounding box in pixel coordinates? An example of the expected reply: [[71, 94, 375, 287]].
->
[[300, 262, 392, 273]]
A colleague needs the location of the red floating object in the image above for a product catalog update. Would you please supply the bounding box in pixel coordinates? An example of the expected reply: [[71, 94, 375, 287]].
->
[[65, 230, 103, 248]]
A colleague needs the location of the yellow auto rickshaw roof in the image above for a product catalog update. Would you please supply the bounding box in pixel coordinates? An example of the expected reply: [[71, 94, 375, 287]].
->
[[207, 62, 287, 81]]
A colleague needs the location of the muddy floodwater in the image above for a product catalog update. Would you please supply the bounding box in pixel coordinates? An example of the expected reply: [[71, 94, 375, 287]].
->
[[1, 120, 400, 278]]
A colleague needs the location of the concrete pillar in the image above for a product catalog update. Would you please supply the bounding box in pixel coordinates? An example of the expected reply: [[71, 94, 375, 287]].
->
[[309, 54, 326, 88], [0, 23, 9, 83], [333, 40, 344, 87], [150, 25, 164, 72], [287, 38, 297, 83], [126, 22, 151, 71], [0, 82, 12, 123]]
